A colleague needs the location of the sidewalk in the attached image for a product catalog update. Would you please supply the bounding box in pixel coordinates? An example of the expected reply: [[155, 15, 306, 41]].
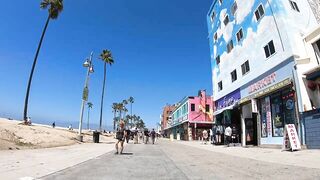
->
[[0, 141, 116, 180], [166, 139, 320, 169]]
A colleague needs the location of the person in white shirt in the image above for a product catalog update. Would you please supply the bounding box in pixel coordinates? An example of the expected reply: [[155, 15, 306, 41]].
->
[[202, 129, 208, 144], [225, 125, 232, 146]]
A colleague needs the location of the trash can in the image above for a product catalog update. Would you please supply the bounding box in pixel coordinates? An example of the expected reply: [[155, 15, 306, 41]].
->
[[93, 131, 100, 143]]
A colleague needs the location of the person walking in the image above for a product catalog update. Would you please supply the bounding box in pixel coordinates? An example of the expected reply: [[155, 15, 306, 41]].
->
[[202, 129, 208, 144], [115, 121, 127, 154], [212, 125, 217, 144], [144, 129, 149, 144], [150, 129, 156, 144], [134, 128, 138, 144], [225, 125, 232, 147], [52, 122, 55, 128]]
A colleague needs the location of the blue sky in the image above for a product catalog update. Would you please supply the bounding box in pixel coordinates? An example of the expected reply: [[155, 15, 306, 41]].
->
[[0, 0, 212, 129]]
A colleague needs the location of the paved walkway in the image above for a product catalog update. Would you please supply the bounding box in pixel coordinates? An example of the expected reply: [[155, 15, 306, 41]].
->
[[0, 141, 115, 180], [169, 139, 320, 169], [42, 140, 320, 180]]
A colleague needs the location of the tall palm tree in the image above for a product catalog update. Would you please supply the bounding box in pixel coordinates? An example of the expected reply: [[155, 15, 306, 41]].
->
[[98, 49, 114, 131], [122, 99, 128, 118], [128, 96, 134, 128], [87, 102, 93, 129], [23, 0, 64, 123], [112, 103, 117, 131]]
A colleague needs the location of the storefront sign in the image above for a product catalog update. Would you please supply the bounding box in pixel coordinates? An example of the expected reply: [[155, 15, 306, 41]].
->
[[249, 73, 276, 94], [240, 78, 292, 104], [282, 124, 301, 151], [216, 89, 241, 110]]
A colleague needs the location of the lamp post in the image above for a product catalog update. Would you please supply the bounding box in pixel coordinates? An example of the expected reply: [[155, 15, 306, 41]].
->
[[78, 52, 94, 142]]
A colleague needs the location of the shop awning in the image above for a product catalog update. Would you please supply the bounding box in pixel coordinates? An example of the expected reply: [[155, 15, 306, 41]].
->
[[213, 102, 238, 116], [304, 65, 320, 81]]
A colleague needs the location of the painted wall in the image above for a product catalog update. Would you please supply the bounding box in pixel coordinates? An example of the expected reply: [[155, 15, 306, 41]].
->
[[188, 96, 213, 123], [207, 0, 318, 102]]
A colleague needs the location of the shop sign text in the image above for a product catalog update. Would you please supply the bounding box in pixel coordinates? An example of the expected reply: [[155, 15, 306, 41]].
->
[[249, 73, 276, 94]]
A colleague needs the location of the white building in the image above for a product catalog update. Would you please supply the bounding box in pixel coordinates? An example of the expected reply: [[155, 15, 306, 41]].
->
[[207, 0, 320, 146]]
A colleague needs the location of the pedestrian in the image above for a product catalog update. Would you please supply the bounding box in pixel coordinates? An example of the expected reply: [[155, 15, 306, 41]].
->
[[150, 129, 156, 144], [212, 125, 217, 144], [202, 129, 208, 144], [115, 121, 127, 154], [134, 128, 138, 144], [225, 125, 232, 146], [52, 122, 55, 128], [125, 129, 131, 143], [231, 125, 238, 143], [144, 129, 149, 144], [216, 125, 222, 145]]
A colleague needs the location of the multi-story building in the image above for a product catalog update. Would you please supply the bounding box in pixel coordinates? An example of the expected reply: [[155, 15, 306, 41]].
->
[[160, 104, 176, 135], [163, 90, 213, 140], [207, 0, 319, 147]]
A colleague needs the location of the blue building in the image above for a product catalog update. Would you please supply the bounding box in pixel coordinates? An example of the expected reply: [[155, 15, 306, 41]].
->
[[207, 0, 320, 147]]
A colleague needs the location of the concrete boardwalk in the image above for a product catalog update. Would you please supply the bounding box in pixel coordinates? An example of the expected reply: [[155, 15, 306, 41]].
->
[[171, 139, 320, 169], [0, 141, 115, 180], [42, 139, 320, 180]]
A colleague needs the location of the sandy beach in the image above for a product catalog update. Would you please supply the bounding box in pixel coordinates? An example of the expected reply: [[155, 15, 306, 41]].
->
[[0, 118, 114, 150]]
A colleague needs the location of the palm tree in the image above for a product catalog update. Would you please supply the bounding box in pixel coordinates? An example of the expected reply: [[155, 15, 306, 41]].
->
[[98, 49, 114, 131], [87, 102, 93, 129], [128, 96, 134, 128], [23, 0, 64, 123], [122, 100, 128, 118], [112, 103, 117, 131]]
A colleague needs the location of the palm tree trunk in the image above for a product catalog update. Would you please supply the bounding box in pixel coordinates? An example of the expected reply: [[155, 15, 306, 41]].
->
[[130, 103, 132, 128], [99, 62, 107, 132], [113, 111, 116, 131], [87, 107, 90, 129], [23, 15, 50, 123]]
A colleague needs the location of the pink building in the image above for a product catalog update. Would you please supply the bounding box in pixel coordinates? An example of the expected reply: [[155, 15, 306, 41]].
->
[[163, 90, 214, 140]]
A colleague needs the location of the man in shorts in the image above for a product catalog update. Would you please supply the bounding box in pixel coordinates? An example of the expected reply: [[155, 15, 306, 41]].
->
[[115, 121, 127, 154]]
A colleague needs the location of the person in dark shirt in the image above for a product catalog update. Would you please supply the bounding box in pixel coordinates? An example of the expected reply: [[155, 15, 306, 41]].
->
[[150, 129, 156, 144], [115, 121, 127, 154], [144, 129, 149, 144]]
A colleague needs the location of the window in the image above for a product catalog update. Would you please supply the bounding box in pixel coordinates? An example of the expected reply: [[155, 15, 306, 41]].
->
[[223, 15, 229, 26], [255, 4, 265, 21], [166, 117, 169, 120], [191, 104, 195, 111], [211, 12, 215, 22], [289, 0, 300, 12], [218, 81, 223, 91], [236, 28, 243, 42], [227, 40, 233, 53], [205, 105, 210, 112], [241, 60, 250, 75], [216, 55, 220, 65], [231, 2, 238, 16], [231, 69, 237, 82], [264, 40, 276, 58], [214, 32, 218, 42]]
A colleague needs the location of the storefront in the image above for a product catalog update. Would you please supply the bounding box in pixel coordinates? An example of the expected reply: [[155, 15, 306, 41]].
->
[[240, 60, 297, 146], [213, 89, 241, 144]]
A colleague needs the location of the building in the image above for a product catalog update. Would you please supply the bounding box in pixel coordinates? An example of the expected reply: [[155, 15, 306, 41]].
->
[[207, 0, 319, 147], [163, 90, 214, 140], [160, 104, 176, 136]]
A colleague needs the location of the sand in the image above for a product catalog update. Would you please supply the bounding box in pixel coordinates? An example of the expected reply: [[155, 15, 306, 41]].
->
[[0, 118, 114, 150]]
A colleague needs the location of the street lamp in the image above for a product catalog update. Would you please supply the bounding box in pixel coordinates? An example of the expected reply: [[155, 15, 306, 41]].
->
[[77, 52, 94, 142]]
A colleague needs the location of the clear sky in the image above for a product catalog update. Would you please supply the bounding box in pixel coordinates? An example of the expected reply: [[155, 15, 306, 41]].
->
[[0, 0, 212, 129]]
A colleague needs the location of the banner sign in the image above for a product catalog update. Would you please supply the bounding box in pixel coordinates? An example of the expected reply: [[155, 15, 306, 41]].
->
[[216, 89, 241, 110], [282, 124, 301, 151]]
